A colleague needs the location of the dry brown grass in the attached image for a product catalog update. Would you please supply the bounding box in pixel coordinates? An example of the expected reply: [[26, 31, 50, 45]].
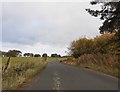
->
[[63, 54, 119, 78], [78, 54, 118, 67]]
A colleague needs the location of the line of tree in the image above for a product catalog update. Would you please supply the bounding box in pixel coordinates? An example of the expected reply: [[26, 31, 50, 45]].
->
[[69, 33, 118, 58], [0, 50, 63, 58], [0, 50, 42, 57]]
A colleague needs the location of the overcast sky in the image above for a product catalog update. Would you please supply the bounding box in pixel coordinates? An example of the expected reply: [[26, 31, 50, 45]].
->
[[1, 1, 102, 56]]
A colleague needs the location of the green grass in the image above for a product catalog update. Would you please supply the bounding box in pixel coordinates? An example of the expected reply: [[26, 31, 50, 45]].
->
[[47, 57, 67, 62], [2, 57, 46, 90]]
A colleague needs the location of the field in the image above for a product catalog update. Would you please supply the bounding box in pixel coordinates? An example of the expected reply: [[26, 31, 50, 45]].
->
[[2, 57, 65, 90]]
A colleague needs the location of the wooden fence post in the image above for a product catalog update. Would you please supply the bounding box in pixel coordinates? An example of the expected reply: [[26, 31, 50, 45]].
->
[[3, 57, 11, 73]]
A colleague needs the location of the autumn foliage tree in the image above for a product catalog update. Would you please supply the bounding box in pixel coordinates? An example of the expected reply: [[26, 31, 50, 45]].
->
[[69, 33, 117, 58], [93, 33, 116, 53], [69, 38, 94, 58]]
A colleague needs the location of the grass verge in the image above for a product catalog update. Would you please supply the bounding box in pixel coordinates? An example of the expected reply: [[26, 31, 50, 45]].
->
[[61, 54, 119, 78], [2, 57, 46, 90]]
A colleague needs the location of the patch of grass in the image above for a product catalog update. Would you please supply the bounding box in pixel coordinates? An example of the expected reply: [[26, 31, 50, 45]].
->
[[2, 57, 46, 90], [47, 57, 67, 62]]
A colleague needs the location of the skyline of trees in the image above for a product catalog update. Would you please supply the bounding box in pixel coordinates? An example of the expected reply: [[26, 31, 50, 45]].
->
[[0, 50, 64, 57]]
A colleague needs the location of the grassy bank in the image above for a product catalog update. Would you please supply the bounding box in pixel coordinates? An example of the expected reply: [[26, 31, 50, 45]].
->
[[2, 57, 46, 90], [62, 54, 119, 78]]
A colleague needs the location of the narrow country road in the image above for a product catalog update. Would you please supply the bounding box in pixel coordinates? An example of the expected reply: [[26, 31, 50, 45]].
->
[[25, 61, 118, 90]]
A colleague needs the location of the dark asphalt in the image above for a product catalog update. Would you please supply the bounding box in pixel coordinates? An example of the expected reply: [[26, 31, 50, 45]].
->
[[25, 61, 118, 90]]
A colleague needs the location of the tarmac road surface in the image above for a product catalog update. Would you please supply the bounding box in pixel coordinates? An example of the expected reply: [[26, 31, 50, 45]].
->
[[25, 61, 118, 90]]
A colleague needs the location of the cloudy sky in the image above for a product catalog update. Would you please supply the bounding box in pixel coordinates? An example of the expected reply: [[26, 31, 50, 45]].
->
[[1, 1, 102, 56]]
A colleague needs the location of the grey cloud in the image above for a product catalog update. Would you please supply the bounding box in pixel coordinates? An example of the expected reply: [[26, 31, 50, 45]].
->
[[2, 2, 102, 52]]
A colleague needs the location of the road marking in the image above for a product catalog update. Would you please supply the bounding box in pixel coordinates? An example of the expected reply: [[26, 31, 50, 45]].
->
[[52, 71, 61, 91]]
